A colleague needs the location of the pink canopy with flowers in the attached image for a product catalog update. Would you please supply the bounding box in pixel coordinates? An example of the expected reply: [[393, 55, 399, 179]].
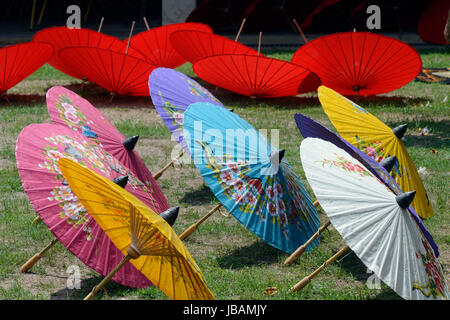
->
[[46, 86, 169, 214], [16, 123, 159, 288]]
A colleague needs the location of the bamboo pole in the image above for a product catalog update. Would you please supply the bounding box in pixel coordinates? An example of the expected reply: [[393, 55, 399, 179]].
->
[[234, 18, 246, 42], [257, 32, 262, 56], [153, 151, 185, 181], [290, 245, 349, 292], [32, 215, 42, 224], [20, 238, 59, 272], [179, 203, 223, 240], [37, 0, 48, 26], [292, 19, 308, 43], [97, 17, 104, 33], [84, 254, 132, 300], [284, 220, 330, 265], [143, 17, 150, 31], [125, 21, 135, 55]]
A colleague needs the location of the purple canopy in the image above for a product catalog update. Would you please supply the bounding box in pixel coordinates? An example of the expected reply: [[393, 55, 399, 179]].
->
[[294, 113, 439, 257], [148, 67, 223, 154]]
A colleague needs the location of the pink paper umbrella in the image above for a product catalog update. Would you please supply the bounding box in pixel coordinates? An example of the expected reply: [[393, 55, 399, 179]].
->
[[16, 123, 167, 288], [46, 86, 169, 212]]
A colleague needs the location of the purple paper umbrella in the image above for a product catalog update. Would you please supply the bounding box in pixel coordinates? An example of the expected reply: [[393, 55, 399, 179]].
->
[[148, 67, 223, 154], [294, 113, 439, 257]]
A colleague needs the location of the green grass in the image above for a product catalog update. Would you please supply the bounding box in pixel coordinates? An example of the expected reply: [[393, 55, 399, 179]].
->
[[0, 47, 448, 300]]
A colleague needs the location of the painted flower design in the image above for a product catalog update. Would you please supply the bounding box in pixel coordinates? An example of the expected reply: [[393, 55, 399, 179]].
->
[[412, 239, 447, 299]]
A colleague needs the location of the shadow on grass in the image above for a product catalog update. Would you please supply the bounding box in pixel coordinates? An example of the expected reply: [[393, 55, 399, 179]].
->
[[216, 240, 285, 270], [0, 94, 45, 106], [50, 276, 134, 300], [179, 184, 217, 206], [336, 250, 401, 300]]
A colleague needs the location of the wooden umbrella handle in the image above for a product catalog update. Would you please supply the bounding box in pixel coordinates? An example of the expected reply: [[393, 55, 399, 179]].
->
[[84, 254, 133, 300], [179, 203, 222, 240], [284, 220, 331, 265], [20, 238, 59, 272], [234, 18, 246, 42], [290, 245, 349, 292], [153, 151, 185, 181], [32, 215, 42, 224]]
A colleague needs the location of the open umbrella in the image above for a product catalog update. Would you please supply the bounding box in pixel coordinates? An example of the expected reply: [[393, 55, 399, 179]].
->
[[181, 102, 321, 253], [170, 29, 259, 64], [46, 86, 169, 212], [128, 22, 213, 68], [290, 113, 438, 259], [291, 31, 422, 96], [0, 42, 53, 96], [317, 85, 433, 219], [16, 123, 173, 288], [58, 157, 215, 300], [418, 0, 450, 45], [149, 67, 223, 155], [32, 26, 145, 79], [292, 138, 448, 300], [148, 67, 224, 179], [57, 46, 155, 96], [193, 54, 320, 98]]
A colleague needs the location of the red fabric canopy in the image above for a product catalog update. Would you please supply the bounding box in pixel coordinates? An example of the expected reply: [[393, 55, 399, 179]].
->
[[127, 22, 212, 68], [0, 42, 53, 95], [170, 30, 259, 64], [193, 54, 320, 98], [58, 46, 156, 96], [291, 32, 422, 96], [418, 0, 450, 45], [33, 26, 145, 79]]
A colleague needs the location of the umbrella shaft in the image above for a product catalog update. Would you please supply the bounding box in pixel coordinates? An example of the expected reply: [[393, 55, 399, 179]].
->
[[179, 203, 222, 240], [154, 151, 184, 180], [84, 254, 132, 300]]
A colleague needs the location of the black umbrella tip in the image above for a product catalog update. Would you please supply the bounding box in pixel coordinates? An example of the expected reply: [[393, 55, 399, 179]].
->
[[113, 175, 128, 188], [392, 124, 408, 139], [379, 156, 397, 173], [270, 149, 285, 166], [395, 191, 416, 209], [160, 206, 179, 226], [123, 135, 139, 151], [228, 108, 234, 113]]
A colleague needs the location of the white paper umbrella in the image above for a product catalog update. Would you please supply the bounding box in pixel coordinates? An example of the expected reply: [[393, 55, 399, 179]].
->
[[299, 137, 448, 300]]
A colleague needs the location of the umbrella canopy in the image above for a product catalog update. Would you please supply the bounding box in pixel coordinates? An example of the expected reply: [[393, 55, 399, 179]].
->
[[300, 137, 448, 300], [170, 30, 259, 64], [0, 42, 53, 95], [193, 54, 320, 98], [128, 22, 213, 68], [418, 0, 450, 45], [294, 113, 438, 257], [148, 67, 223, 154], [291, 31, 422, 96], [59, 157, 215, 300], [15, 123, 163, 288], [317, 85, 433, 219], [46, 86, 169, 212], [415, 67, 450, 84], [32, 26, 144, 79], [58, 46, 155, 96], [182, 102, 320, 253]]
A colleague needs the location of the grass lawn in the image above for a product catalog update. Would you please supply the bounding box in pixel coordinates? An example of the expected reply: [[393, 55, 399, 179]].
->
[[0, 47, 448, 300]]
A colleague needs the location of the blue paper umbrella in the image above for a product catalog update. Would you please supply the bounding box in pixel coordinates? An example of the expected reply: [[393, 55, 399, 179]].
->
[[294, 113, 439, 258], [182, 102, 320, 253], [148, 67, 223, 155]]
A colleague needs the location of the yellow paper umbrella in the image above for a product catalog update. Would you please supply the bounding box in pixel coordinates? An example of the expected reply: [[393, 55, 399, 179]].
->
[[58, 158, 215, 300], [317, 85, 433, 219]]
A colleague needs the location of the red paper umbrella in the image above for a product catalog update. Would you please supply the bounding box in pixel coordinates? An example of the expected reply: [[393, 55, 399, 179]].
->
[[193, 54, 320, 98], [170, 30, 259, 64], [418, 0, 450, 45], [128, 22, 212, 68], [291, 31, 422, 96], [46, 85, 170, 213], [33, 26, 144, 79], [0, 42, 53, 95], [58, 46, 156, 96]]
